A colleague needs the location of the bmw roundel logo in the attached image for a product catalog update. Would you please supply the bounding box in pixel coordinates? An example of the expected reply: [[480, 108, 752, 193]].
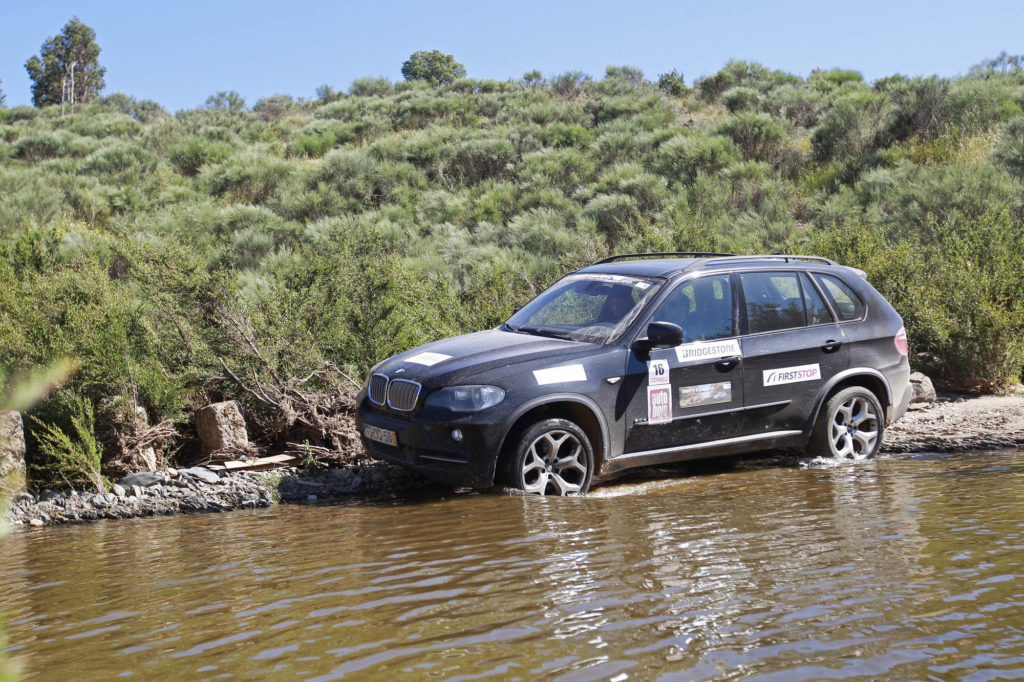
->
[[395, 368, 406, 374]]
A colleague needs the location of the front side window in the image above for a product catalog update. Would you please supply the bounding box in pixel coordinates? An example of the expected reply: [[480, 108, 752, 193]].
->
[[652, 274, 734, 343], [506, 274, 663, 343]]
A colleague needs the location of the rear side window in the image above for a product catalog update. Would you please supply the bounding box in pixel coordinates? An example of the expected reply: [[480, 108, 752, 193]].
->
[[814, 274, 865, 321], [740, 272, 807, 334], [801, 273, 833, 325]]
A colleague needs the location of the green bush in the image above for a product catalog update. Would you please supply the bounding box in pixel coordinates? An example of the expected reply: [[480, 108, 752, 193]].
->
[[715, 113, 788, 164], [30, 393, 106, 492], [992, 116, 1024, 180], [655, 133, 739, 183], [201, 152, 292, 203], [168, 137, 233, 176]]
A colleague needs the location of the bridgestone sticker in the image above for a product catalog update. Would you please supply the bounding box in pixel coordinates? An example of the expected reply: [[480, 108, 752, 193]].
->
[[763, 363, 821, 386], [674, 339, 742, 365], [533, 364, 587, 385], [648, 359, 670, 386], [407, 352, 451, 366], [647, 386, 672, 424], [678, 382, 732, 408]]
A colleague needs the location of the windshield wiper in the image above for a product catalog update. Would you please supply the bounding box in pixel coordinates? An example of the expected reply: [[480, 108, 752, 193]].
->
[[515, 326, 572, 340]]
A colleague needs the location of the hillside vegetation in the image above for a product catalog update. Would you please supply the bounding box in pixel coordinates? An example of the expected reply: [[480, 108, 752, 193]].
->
[[1, 60, 1023, 487]]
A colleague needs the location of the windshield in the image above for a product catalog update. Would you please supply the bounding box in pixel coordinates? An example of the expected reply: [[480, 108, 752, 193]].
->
[[505, 274, 664, 343]]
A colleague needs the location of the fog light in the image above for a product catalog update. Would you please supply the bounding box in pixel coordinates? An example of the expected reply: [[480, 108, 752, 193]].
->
[[451, 429, 464, 442]]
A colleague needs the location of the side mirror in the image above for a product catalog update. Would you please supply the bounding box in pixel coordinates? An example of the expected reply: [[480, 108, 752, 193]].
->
[[634, 321, 683, 351]]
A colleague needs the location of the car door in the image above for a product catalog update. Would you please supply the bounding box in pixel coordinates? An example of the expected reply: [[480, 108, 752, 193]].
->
[[738, 271, 849, 434], [621, 273, 745, 455]]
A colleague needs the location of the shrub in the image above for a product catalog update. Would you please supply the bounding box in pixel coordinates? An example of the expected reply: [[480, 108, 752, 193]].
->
[[201, 152, 292, 203], [168, 137, 233, 176], [349, 77, 394, 97], [723, 87, 762, 113], [715, 113, 788, 164], [992, 115, 1024, 180], [655, 134, 739, 183], [30, 393, 106, 492]]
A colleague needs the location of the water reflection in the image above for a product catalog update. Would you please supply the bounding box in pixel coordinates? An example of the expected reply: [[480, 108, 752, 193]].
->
[[1, 451, 1023, 679]]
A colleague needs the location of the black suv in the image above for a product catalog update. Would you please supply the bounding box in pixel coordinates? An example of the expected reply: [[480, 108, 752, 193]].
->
[[357, 254, 912, 495]]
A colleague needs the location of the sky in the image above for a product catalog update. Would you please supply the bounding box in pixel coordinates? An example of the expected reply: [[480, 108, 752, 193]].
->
[[1, 0, 1022, 111]]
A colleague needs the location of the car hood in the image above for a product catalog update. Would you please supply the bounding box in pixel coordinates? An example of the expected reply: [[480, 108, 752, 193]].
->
[[375, 329, 597, 387]]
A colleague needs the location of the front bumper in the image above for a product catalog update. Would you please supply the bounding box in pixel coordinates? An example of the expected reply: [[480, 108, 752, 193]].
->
[[356, 399, 506, 488]]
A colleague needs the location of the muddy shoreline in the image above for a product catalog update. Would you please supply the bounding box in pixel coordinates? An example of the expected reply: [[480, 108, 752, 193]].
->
[[7, 393, 1024, 528]]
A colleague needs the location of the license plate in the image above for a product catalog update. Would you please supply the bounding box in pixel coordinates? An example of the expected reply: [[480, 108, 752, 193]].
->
[[363, 424, 397, 446]]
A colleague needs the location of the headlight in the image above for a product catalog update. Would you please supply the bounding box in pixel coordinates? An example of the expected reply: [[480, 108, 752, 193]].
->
[[424, 385, 505, 412]]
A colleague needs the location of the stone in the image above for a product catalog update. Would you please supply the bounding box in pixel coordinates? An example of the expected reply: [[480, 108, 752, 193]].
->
[[194, 401, 248, 455], [29, 518, 43, 527], [118, 472, 163, 488], [0, 410, 27, 493], [307, 494, 318, 502], [910, 371, 937, 404], [112, 484, 127, 499], [178, 466, 220, 485], [40, 489, 62, 502], [131, 484, 144, 498]]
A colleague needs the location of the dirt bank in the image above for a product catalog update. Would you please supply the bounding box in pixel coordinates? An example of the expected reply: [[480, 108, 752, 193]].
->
[[883, 393, 1024, 453]]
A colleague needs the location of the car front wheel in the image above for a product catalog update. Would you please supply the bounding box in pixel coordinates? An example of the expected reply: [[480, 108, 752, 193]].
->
[[508, 418, 594, 496], [808, 386, 884, 459]]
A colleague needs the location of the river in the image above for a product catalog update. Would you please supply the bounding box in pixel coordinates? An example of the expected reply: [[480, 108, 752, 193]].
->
[[2, 450, 1023, 680]]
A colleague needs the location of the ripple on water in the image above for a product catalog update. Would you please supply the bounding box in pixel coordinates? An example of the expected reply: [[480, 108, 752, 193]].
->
[[2, 450, 1024, 679]]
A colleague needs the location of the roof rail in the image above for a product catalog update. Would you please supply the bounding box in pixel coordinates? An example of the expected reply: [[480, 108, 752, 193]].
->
[[595, 252, 736, 264], [704, 254, 838, 266]]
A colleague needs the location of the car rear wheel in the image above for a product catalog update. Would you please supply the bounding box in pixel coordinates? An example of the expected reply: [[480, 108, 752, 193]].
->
[[508, 418, 594, 496], [808, 386, 884, 459]]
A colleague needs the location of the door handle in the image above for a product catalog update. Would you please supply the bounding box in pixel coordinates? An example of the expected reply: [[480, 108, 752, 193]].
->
[[715, 356, 741, 371], [822, 340, 843, 353]]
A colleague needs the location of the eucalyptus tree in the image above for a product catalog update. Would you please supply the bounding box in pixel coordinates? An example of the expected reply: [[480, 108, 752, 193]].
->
[[25, 16, 106, 108]]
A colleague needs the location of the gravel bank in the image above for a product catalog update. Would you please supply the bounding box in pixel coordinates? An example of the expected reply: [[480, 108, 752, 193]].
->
[[8, 394, 1024, 528]]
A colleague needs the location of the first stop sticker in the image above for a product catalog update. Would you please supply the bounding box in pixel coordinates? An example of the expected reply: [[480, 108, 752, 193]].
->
[[647, 386, 672, 424]]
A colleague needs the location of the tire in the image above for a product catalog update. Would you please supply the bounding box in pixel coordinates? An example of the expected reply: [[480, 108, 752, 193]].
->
[[507, 418, 594, 496], [807, 386, 884, 459]]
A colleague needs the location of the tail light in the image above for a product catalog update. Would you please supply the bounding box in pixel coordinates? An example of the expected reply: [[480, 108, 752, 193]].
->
[[894, 327, 908, 356]]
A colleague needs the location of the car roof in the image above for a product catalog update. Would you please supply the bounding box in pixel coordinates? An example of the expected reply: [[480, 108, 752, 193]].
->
[[577, 253, 842, 279]]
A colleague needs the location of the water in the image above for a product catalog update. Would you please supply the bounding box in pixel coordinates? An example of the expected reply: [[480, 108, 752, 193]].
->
[[2, 450, 1024, 680]]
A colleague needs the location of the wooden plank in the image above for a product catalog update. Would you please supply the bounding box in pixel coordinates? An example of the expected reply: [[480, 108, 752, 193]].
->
[[206, 454, 298, 472]]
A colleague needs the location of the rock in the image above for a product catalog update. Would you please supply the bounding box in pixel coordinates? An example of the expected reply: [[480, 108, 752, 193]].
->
[[0, 410, 27, 493], [40, 489, 62, 502], [307, 494, 318, 502], [910, 372, 937, 404], [14, 491, 34, 504], [167, 467, 178, 477], [118, 472, 162, 488], [131, 484, 144, 498], [29, 518, 43, 527], [178, 466, 220, 485], [194, 401, 248, 455], [112, 484, 127, 499]]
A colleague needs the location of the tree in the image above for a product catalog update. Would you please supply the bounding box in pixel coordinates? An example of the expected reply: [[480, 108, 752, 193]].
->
[[400, 50, 466, 86], [204, 90, 246, 111], [0, 79, 6, 108], [25, 17, 106, 108]]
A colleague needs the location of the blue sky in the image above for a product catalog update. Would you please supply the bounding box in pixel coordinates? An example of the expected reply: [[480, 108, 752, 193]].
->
[[2, 0, 1022, 111]]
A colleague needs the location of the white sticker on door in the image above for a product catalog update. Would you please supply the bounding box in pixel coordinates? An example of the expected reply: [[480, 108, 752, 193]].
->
[[674, 339, 742, 364], [647, 386, 672, 424], [763, 363, 821, 386], [406, 351, 451, 366], [533, 364, 587, 385], [648, 359, 670, 386]]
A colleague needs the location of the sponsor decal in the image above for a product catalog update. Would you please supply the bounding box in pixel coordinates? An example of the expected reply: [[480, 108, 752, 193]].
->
[[674, 339, 742, 365], [647, 386, 672, 424], [648, 359, 670, 386], [406, 351, 451, 366], [763, 363, 821, 386], [533, 364, 587, 385], [678, 382, 732, 409]]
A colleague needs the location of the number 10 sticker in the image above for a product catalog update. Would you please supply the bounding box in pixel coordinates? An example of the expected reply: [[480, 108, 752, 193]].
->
[[648, 359, 670, 386]]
